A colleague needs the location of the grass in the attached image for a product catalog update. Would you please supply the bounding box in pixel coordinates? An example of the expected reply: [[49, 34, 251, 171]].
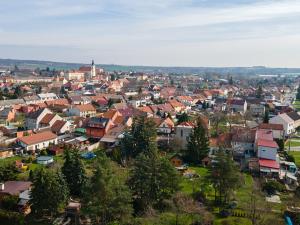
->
[[235, 174, 254, 208], [289, 151, 300, 166], [285, 140, 300, 147], [0, 156, 22, 166], [214, 217, 252, 225]]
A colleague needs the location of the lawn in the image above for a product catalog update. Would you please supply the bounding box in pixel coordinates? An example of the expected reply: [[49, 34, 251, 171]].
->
[[214, 217, 252, 225], [285, 140, 300, 148], [0, 156, 22, 166], [235, 173, 254, 208], [289, 151, 300, 166]]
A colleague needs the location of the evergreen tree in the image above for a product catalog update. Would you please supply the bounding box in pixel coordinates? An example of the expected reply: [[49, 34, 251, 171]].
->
[[229, 76, 233, 85], [0, 163, 18, 181], [263, 108, 269, 123], [186, 119, 209, 164], [129, 149, 180, 211], [30, 168, 69, 217], [296, 86, 300, 100], [121, 116, 157, 158], [62, 148, 87, 197], [84, 153, 132, 224], [256, 85, 263, 98], [177, 112, 190, 124], [14, 85, 23, 97], [209, 150, 241, 204]]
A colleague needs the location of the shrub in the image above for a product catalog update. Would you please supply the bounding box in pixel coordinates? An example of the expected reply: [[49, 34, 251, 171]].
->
[[262, 180, 284, 195]]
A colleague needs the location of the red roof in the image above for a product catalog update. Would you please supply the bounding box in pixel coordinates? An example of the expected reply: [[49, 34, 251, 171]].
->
[[257, 139, 278, 148], [258, 123, 283, 130], [259, 159, 280, 169]]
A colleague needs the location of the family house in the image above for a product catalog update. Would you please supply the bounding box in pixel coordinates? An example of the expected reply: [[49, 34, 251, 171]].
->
[[25, 108, 52, 130], [227, 99, 247, 113], [18, 131, 58, 152], [270, 113, 295, 136], [67, 104, 96, 118]]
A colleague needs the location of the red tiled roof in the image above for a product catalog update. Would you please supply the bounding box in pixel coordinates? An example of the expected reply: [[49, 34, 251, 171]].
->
[[257, 139, 278, 148], [74, 104, 95, 112], [18, 131, 57, 145], [259, 123, 284, 130], [259, 159, 280, 169], [0, 181, 31, 195], [40, 113, 55, 124], [51, 120, 66, 133]]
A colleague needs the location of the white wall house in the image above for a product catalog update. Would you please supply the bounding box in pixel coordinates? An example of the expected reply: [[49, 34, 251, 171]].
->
[[269, 113, 294, 136], [257, 140, 278, 161], [25, 108, 52, 130], [18, 131, 58, 152]]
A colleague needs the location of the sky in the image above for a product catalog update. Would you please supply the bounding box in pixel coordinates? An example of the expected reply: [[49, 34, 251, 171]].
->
[[1, 0, 300, 67]]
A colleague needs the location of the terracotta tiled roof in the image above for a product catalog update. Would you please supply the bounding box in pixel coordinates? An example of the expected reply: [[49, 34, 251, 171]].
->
[[40, 113, 55, 124], [18, 131, 57, 145], [259, 159, 280, 169], [74, 104, 95, 112], [257, 139, 278, 148], [258, 123, 284, 130], [51, 120, 66, 133]]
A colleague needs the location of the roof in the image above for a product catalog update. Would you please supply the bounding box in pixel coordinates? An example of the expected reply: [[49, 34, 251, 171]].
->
[[257, 139, 278, 148], [258, 123, 284, 130], [259, 159, 280, 169], [73, 104, 95, 112], [0, 181, 31, 195], [51, 120, 67, 133], [178, 121, 195, 127], [27, 108, 48, 119], [256, 129, 273, 141], [18, 131, 57, 145], [286, 111, 300, 121], [228, 99, 246, 106], [40, 113, 55, 124]]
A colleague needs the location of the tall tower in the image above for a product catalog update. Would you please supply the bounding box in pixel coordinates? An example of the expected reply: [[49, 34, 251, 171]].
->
[[91, 60, 96, 78]]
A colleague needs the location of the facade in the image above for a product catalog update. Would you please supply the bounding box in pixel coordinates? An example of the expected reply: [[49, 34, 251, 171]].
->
[[18, 131, 58, 151], [67, 104, 96, 118], [174, 122, 194, 149], [270, 113, 295, 136], [25, 108, 52, 130]]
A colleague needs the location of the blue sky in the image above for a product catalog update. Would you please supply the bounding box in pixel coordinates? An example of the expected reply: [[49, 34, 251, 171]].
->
[[1, 0, 300, 67]]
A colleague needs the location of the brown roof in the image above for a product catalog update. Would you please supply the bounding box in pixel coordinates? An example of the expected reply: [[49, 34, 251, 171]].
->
[[0, 181, 31, 196], [18, 131, 57, 145], [74, 104, 95, 112], [40, 113, 55, 124], [258, 123, 283, 130], [51, 120, 67, 133]]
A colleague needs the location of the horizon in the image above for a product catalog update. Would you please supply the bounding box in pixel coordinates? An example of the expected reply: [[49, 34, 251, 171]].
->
[[1, 1, 300, 67]]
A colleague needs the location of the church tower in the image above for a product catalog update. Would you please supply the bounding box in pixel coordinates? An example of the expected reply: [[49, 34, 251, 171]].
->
[[91, 60, 96, 78]]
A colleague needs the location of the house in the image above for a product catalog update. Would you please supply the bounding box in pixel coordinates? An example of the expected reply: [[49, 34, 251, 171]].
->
[[67, 104, 96, 118], [0, 148, 13, 158], [0, 181, 31, 197], [37, 156, 54, 165], [174, 122, 194, 149], [227, 99, 247, 113], [257, 139, 278, 161], [259, 159, 280, 177], [249, 104, 265, 116], [0, 108, 16, 124], [25, 108, 52, 130], [86, 117, 113, 139], [39, 113, 62, 129], [51, 120, 72, 134], [154, 117, 175, 134], [286, 111, 300, 129], [18, 131, 58, 152], [23, 95, 41, 105], [37, 93, 58, 101], [65, 70, 85, 81], [258, 123, 284, 140], [231, 128, 256, 157], [270, 113, 295, 136], [69, 95, 91, 105]]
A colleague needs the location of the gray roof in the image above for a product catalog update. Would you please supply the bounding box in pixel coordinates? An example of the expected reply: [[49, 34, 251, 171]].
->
[[0, 99, 25, 106]]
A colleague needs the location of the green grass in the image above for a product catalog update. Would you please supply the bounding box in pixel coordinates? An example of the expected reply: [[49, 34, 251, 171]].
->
[[285, 140, 300, 147], [235, 174, 254, 208], [289, 151, 300, 166], [0, 156, 22, 166], [214, 217, 252, 225]]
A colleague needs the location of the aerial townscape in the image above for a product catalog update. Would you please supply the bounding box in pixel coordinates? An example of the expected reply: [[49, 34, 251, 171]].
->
[[2, 1, 300, 225], [0, 59, 299, 225]]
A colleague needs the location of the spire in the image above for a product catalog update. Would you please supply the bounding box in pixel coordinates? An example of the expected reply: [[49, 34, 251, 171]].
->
[[92, 60, 94, 66]]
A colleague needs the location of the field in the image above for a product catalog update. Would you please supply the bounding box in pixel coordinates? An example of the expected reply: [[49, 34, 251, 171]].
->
[[293, 100, 300, 111]]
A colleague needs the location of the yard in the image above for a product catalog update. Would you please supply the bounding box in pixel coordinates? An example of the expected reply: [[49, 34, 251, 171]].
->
[[285, 139, 300, 148], [293, 100, 300, 111], [289, 151, 300, 166]]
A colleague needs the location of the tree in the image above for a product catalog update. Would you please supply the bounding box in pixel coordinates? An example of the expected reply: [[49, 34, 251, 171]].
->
[[62, 148, 87, 197], [84, 153, 132, 224], [256, 85, 263, 98], [30, 168, 69, 217], [107, 98, 114, 108], [177, 112, 190, 124], [209, 150, 241, 204], [0, 163, 18, 181], [186, 119, 209, 164], [210, 112, 226, 136], [121, 116, 157, 158], [243, 110, 253, 126], [229, 76, 233, 85], [14, 85, 23, 97], [263, 108, 269, 123], [296, 86, 300, 100], [129, 151, 180, 211]]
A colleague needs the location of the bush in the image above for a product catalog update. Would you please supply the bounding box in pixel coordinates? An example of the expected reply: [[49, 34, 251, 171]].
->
[[40, 149, 48, 156], [220, 209, 231, 218], [1, 195, 18, 211], [262, 180, 284, 195]]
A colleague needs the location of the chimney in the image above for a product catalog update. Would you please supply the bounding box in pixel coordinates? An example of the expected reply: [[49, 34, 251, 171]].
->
[[0, 183, 4, 191]]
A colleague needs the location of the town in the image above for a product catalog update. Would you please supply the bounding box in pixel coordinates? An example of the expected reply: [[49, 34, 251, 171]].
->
[[0, 60, 299, 225]]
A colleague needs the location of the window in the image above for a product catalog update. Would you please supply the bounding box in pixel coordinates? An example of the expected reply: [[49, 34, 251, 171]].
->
[[181, 130, 183, 137]]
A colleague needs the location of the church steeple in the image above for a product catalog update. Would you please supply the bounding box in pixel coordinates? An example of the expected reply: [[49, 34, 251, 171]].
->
[[91, 59, 96, 78], [92, 60, 94, 66]]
